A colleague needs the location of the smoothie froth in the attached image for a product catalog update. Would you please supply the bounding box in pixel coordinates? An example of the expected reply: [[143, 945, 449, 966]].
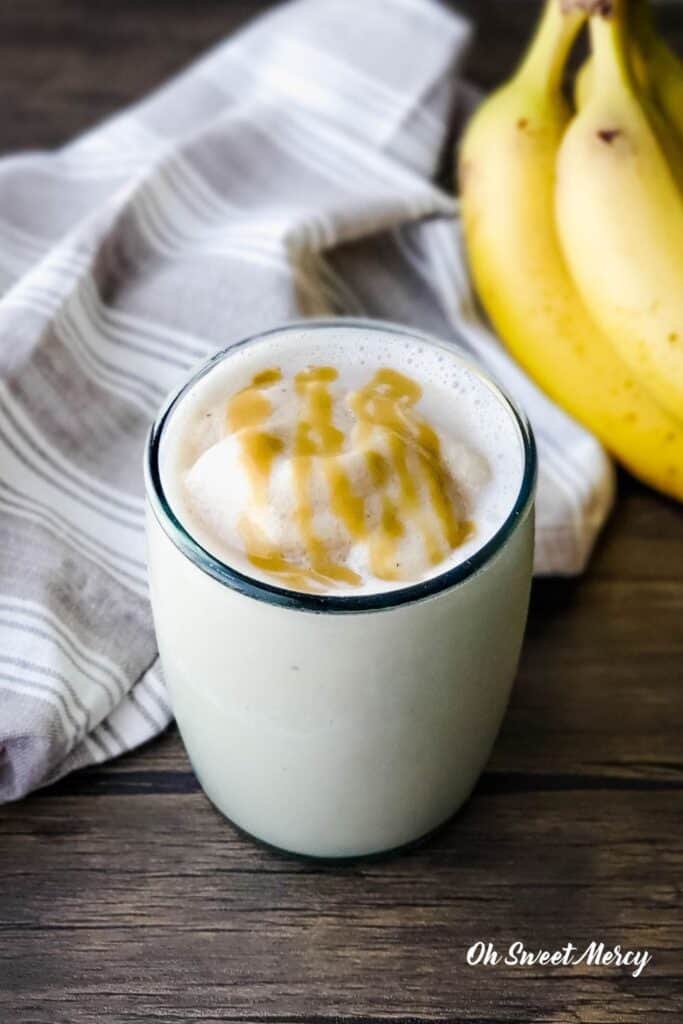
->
[[160, 324, 523, 595]]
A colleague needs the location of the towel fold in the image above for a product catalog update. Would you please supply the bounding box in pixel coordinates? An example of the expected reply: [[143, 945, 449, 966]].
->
[[0, 0, 614, 802]]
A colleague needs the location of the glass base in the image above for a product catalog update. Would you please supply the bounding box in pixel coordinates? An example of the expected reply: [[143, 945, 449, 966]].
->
[[202, 789, 469, 864]]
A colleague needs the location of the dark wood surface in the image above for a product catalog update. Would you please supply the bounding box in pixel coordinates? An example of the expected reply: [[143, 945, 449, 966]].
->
[[1, 3, 683, 1022]]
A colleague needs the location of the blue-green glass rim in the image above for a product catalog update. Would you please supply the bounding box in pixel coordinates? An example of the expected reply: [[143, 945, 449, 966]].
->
[[145, 318, 537, 615]]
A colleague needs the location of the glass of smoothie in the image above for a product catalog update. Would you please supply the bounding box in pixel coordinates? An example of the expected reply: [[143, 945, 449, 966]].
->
[[145, 319, 536, 858]]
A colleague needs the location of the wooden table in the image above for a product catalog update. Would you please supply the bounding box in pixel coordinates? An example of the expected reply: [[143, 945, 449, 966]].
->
[[1, 3, 682, 1021]]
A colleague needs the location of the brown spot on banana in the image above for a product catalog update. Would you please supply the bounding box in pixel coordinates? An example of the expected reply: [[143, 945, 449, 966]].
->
[[597, 128, 622, 143]]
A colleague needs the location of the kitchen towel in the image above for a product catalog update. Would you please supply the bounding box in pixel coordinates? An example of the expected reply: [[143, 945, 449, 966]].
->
[[0, 0, 614, 801]]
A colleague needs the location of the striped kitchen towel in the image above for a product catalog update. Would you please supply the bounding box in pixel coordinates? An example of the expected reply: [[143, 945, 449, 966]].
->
[[0, 0, 614, 801]]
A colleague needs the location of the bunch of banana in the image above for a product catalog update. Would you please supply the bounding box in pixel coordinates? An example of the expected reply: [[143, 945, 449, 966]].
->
[[459, 0, 683, 501]]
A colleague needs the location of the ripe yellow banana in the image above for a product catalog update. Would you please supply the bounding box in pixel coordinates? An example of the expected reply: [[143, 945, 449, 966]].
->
[[574, 0, 683, 140], [459, 0, 683, 500], [573, 2, 645, 111], [556, 0, 683, 422]]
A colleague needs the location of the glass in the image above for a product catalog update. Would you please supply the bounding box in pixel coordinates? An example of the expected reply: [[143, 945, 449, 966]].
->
[[145, 319, 537, 858]]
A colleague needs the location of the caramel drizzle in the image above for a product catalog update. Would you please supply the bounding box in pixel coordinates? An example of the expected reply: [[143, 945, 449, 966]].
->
[[226, 367, 325, 593], [292, 367, 362, 587], [226, 368, 284, 504], [225, 365, 472, 591], [349, 368, 471, 581]]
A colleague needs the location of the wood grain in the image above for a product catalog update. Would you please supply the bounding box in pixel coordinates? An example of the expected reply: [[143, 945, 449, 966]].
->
[[1, 3, 682, 1022]]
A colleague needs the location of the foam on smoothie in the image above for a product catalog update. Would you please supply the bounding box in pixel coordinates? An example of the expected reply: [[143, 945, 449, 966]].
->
[[160, 324, 525, 595]]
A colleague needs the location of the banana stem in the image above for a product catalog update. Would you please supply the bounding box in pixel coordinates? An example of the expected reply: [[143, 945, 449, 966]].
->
[[633, 0, 683, 72], [589, 0, 634, 90], [516, 0, 586, 94], [630, 0, 656, 45]]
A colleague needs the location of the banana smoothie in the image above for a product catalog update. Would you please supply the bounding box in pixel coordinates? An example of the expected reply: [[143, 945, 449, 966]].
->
[[145, 320, 536, 857]]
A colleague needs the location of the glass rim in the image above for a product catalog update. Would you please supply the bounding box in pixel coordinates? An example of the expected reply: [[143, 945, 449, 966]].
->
[[144, 317, 537, 614]]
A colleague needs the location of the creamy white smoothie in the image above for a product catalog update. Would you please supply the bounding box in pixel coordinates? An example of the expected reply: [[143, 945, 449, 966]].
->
[[145, 320, 536, 857]]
